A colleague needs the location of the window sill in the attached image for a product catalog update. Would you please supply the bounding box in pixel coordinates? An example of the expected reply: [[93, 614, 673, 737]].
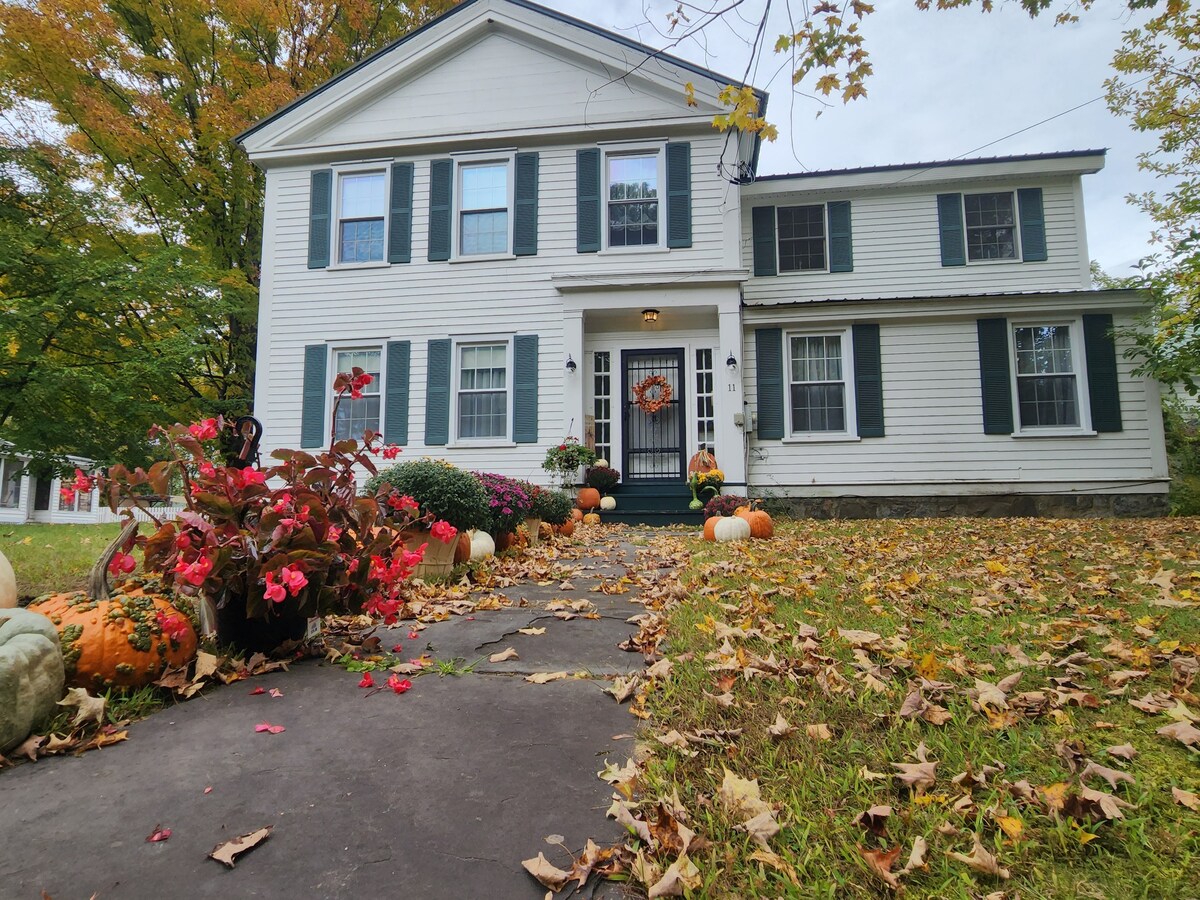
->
[[597, 246, 671, 256], [446, 441, 517, 449], [327, 261, 391, 271], [1011, 429, 1098, 439], [776, 268, 831, 276], [966, 257, 1022, 266], [449, 253, 516, 264], [781, 434, 861, 444]]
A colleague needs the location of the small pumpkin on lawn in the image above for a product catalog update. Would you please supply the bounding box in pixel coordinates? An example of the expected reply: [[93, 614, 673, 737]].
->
[[29, 521, 197, 690], [703, 516, 720, 542], [712, 515, 751, 543], [738, 508, 775, 539]]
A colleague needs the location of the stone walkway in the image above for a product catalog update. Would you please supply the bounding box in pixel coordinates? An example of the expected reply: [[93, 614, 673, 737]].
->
[[0, 535, 661, 899]]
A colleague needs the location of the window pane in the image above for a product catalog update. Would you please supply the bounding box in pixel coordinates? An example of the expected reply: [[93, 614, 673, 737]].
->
[[0, 459, 20, 508], [790, 335, 842, 383], [461, 210, 508, 255], [609, 200, 658, 247], [965, 193, 1017, 261], [1014, 326, 1073, 375], [1017, 375, 1079, 427], [458, 391, 507, 439], [790, 383, 846, 432], [334, 396, 381, 441], [334, 350, 381, 392], [608, 155, 658, 200], [339, 219, 384, 263], [778, 205, 826, 272], [340, 173, 385, 219], [461, 164, 508, 211]]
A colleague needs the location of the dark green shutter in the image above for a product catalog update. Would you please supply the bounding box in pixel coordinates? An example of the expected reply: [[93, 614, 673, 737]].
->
[[428, 159, 453, 262], [514, 152, 539, 257], [755, 328, 784, 440], [666, 142, 692, 248], [828, 200, 853, 273], [1083, 314, 1123, 432], [301, 344, 328, 447], [576, 148, 601, 253], [425, 339, 451, 446], [852, 323, 884, 437], [937, 193, 966, 267], [384, 340, 411, 445], [388, 163, 414, 264], [752, 206, 777, 276], [308, 170, 332, 269], [513, 334, 539, 443], [977, 318, 1014, 435], [1017, 188, 1047, 262]]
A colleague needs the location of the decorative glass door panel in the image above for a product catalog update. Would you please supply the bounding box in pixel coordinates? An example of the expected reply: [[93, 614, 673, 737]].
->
[[622, 349, 686, 481]]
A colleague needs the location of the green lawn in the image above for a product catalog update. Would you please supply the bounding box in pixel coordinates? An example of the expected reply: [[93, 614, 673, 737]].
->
[[0, 523, 124, 599], [626, 517, 1200, 898]]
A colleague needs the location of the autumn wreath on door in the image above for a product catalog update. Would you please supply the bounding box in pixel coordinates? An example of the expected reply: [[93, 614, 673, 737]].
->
[[632, 374, 672, 415]]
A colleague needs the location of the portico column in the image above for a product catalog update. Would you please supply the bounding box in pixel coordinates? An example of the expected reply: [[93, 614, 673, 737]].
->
[[562, 309, 586, 444], [717, 306, 748, 490]]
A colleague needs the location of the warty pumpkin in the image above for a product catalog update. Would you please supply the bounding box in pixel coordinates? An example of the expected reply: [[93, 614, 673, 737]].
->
[[583, 512, 601, 525], [29, 521, 197, 690]]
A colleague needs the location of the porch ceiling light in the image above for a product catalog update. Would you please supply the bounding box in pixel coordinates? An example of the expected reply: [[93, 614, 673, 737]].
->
[[642, 308, 660, 324]]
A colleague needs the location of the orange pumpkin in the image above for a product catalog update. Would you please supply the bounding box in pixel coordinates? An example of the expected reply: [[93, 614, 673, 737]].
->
[[454, 531, 472, 564], [703, 516, 720, 542], [577, 487, 601, 511], [557, 520, 575, 537], [30, 522, 197, 690], [687, 448, 718, 476], [494, 531, 516, 552], [570, 508, 584, 523], [742, 509, 774, 539], [583, 512, 601, 525]]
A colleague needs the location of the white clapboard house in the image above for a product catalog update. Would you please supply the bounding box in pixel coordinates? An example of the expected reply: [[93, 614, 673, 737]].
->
[[236, 0, 1168, 521]]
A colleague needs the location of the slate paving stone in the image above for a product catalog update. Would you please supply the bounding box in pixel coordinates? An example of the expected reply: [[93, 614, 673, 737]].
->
[[0, 537, 657, 899]]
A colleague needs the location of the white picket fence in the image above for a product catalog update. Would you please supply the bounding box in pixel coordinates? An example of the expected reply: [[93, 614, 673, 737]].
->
[[94, 504, 186, 525]]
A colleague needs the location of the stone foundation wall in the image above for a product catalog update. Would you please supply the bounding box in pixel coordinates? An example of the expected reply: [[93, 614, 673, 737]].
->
[[762, 492, 1170, 520]]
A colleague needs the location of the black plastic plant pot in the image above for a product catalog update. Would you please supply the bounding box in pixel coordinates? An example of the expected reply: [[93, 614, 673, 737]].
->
[[215, 594, 306, 655]]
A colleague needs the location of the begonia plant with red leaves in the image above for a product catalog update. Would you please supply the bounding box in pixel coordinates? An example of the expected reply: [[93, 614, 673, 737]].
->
[[97, 368, 452, 651]]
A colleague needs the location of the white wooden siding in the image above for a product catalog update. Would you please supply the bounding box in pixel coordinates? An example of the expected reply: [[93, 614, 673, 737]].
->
[[741, 309, 1166, 494], [741, 176, 1090, 304], [255, 131, 736, 483]]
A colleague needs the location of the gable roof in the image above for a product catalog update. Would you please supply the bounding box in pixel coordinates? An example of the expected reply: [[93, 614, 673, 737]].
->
[[236, 0, 767, 147]]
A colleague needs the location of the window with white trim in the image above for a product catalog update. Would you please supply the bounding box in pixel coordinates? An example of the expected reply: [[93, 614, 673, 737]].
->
[[1012, 324, 1080, 429], [593, 351, 612, 462], [1, 458, 22, 508], [457, 342, 509, 440], [695, 349, 715, 448], [606, 151, 661, 248], [57, 479, 93, 513], [788, 332, 851, 434], [459, 161, 510, 256], [337, 171, 386, 264], [965, 192, 1017, 261], [332, 348, 381, 441], [777, 205, 827, 272]]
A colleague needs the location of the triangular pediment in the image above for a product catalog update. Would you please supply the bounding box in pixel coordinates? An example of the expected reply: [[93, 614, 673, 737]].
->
[[241, 0, 747, 157]]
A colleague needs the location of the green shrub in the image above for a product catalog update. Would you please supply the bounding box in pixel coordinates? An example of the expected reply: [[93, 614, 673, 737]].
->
[[364, 460, 490, 531], [1164, 398, 1200, 515], [531, 486, 573, 525]]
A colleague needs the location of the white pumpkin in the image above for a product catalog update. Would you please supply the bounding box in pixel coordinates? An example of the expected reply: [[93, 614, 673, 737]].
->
[[469, 529, 495, 561], [0, 550, 15, 609], [599, 496, 616, 511], [594, 458, 609, 469], [712, 515, 751, 543]]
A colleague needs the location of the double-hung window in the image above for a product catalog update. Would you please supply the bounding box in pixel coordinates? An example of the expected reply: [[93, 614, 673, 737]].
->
[[459, 162, 510, 256], [778, 205, 826, 272], [457, 342, 509, 440], [331, 348, 381, 441], [607, 152, 660, 247], [788, 332, 851, 434], [0, 458, 22, 508], [964, 192, 1017, 261], [1012, 324, 1081, 429], [337, 172, 386, 264]]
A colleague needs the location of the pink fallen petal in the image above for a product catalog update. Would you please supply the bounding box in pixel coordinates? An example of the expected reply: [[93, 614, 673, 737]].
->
[[146, 826, 172, 843], [466, 616, 475, 621], [408, 631, 420, 639], [204, 787, 213, 794], [249, 687, 266, 696], [268, 688, 283, 698], [267, 724, 285, 734], [392, 644, 404, 652], [358, 672, 375, 689]]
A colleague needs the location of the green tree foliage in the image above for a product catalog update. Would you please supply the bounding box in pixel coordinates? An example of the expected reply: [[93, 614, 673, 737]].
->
[[0, 0, 459, 433]]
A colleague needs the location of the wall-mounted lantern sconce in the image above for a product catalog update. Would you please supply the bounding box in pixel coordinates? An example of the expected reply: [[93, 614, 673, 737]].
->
[[565, 355, 577, 374], [726, 351, 738, 371], [642, 308, 660, 324]]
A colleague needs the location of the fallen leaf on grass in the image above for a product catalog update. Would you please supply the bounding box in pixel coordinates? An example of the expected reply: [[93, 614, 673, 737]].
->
[[1157, 720, 1200, 748], [901, 836, 928, 873], [608, 675, 641, 703], [525, 671, 569, 684], [146, 825, 172, 843], [738, 809, 781, 849], [717, 768, 773, 819], [946, 833, 1010, 880], [56, 688, 105, 728], [995, 814, 1023, 840], [748, 848, 799, 885], [209, 826, 273, 868], [853, 805, 892, 837], [893, 743, 939, 794], [1079, 760, 1135, 790], [1068, 786, 1136, 821], [1106, 744, 1137, 761], [859, 844, 903, 890], [607, 798, 652, 843], [648, 853, 700, 897], [254, 722, 285, 734], [193, 650, 219, 682], [806, 723, 833, 740], [1172, 787, 1200, 810], [488, 647, 519, 663], [704, 691, 735, 708], [767, 713, 795, 739]]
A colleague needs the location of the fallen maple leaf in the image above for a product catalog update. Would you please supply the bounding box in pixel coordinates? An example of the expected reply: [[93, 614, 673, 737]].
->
[[14, 734, 45, 761], [648, 853, 700, 897], [517, 626, 547, 635], [522, 852, 572, 890], [859, 844, 903, 889], [192, 650, 219, 682], [900, 835, 928, 873], [767, 713, 795, 739], [56, 687, 105, 728], [1157, 720, 1200, 748], [717, 768, 773, 819], [146, 824, 172, 843], [525, 671, 569, 684], [853, 804, 892, 837], [1079, 760, 1135, 790], [1172, 786, 1200, 811], [488, 647, 520, 663], [209, 826, 273, 868], [946, 833, 1010, 879], [254, 722, 285, 734], [1106, 743, 1137, 761], [738, 808, 781, 849], [806, 723, 833, 740]]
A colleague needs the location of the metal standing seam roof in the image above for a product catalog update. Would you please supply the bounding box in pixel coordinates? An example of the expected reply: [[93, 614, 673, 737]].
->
[[752, 149, 1108, 183], [235, 0, 769, 147], [740, 287, 1146, 309]]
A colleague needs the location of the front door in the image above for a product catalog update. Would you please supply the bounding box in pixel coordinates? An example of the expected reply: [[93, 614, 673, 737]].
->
[[33, 477, 51, 511], [621, 349, 686, 481]]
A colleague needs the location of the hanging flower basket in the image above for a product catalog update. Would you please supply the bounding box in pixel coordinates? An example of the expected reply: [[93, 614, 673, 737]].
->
[[633, 374, 672, 415]]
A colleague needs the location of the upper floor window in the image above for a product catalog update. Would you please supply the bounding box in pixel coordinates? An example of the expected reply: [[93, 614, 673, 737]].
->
[[457, 342, 509, 440], [337, 172, 386, 264], [460, 162, 509, 255], [607, 152, 660, 248], [964, 192, 1017, 261], [1013, 324, 1080, 429], [332, 348, 381, 440], [778, 205, 826, 272]]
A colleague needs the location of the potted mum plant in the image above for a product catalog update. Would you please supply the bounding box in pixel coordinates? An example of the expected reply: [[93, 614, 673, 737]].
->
[[584, 464, 620, 493], [688, 468, 725, 510], [473, 472, 533, 550], [542, 437, 596, 491], [97, 370, 451, 653]]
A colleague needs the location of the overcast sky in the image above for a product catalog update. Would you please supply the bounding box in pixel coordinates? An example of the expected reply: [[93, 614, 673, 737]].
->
[[537, 0, 1162, 276]]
